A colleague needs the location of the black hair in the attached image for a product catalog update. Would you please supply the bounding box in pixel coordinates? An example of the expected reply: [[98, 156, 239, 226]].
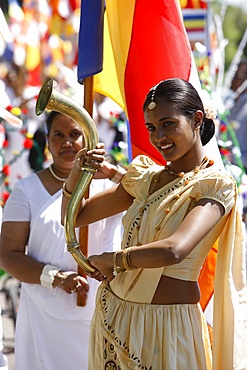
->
[[143, 78, 215, 146], [45, 110, 61, 135], [28, 128, 46, 172], [28, 111, 61, 171]]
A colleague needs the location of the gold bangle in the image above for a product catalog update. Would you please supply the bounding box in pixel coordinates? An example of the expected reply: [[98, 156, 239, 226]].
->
[[112, 251, 125, 276], [122, 248, 136, 270], [62, 181, 72, 200]]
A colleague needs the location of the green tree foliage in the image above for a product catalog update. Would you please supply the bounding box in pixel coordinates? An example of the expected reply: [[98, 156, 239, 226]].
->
[[212, 1, 247, 71]]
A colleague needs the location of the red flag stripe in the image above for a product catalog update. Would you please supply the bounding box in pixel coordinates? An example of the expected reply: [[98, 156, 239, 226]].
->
[[123, 0, 192, 163]]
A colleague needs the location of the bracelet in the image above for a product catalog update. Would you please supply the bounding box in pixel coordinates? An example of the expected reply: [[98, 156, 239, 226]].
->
[[112, 251, 126, 276], [122, 248, 137, 270], [40, 264, 61, 289], [62, 181, 72, 200], [110, 166, 126, 184]]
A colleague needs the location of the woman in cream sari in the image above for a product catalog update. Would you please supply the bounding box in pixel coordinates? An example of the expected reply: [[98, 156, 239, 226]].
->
[[61, 78, 247, 370]]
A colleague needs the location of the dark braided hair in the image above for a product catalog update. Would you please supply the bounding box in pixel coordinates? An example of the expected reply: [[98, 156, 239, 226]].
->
[[143, 78, 215, 146]]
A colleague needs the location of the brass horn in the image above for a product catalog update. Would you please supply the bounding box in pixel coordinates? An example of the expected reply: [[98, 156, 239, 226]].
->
[[36, 78, 96, 272]]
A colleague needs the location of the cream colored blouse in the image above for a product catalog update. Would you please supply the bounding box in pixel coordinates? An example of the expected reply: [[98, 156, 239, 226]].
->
[[109, 155, 247, 369]]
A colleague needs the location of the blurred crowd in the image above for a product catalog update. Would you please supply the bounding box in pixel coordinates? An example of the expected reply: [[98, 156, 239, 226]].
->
[[0, 60, 129, 206]]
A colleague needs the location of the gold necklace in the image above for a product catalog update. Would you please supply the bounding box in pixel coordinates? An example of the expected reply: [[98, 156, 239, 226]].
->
[[49, 165, 68, 182], [164, 156, 214, 177]]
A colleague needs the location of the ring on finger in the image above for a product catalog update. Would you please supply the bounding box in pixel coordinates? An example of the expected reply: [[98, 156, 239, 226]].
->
[[71, 283, 80, 293]]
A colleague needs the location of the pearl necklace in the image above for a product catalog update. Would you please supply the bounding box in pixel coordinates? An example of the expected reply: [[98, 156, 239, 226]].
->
[[49, 165, 68, 182]]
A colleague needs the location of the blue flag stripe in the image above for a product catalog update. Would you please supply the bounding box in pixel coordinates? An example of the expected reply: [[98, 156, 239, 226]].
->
[[77, 0, 104, 82]]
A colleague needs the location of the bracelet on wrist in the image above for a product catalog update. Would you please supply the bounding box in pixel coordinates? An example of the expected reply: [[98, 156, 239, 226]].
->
[[110, 165, 126, 184], [112, 251, 126, 276], [122, 247, 137, 270], [62, 181, 72, 200], [40, 264, 61, 289]]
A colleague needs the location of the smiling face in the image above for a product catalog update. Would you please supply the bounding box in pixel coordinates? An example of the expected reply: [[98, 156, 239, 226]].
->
[[47, 113, 83, 170], [144, 101, 204, 167]]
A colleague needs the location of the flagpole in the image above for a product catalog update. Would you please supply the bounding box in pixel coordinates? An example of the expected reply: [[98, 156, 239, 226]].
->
[[83, 76, 94, 114], [77, 75, 94, 307]]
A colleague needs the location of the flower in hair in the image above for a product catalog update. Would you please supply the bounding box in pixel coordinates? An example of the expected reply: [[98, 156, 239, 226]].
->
[[204, 105, 217, 120]]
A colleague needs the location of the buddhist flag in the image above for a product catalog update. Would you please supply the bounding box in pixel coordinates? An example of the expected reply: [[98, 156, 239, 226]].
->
[[181, 0, 208, 47], [78, 0, 202, 164], [77, 0, 217, 315]]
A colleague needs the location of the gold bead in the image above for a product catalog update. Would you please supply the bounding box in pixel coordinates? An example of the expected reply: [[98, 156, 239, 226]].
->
[[175, 194, 180, 199], [155, 225, 161, 231], [178, 172, 184, 178], [165, 209, 170, 214]]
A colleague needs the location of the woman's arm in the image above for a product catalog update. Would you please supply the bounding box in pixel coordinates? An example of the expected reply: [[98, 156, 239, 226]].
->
[[61, 145, 132, 226], [76, 183, 133, 227], [62, 182, 133, 227], [0, 221, 44, 283], [0, 221, 89, 297], [87, 198, 224, 281]]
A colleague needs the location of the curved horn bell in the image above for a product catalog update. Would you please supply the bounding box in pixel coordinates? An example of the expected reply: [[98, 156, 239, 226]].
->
[[36, 78, 97, 272]]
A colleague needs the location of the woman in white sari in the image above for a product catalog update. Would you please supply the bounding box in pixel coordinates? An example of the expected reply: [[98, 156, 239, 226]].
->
[[0, 111, 125, 370]]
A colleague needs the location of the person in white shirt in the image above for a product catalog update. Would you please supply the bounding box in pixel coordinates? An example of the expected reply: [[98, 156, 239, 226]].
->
[[0, 111, 126, 370]]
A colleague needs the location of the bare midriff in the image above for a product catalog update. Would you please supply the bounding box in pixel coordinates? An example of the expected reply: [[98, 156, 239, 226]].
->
[[151, 275, 200, 304]]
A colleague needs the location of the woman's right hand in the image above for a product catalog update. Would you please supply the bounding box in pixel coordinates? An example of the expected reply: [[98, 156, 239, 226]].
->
[[87, 253, 115, 282], [75, 142, 106, 172]]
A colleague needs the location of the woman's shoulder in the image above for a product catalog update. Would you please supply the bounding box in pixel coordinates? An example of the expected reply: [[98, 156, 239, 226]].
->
[[130, 154, 158, 167], [203, 167, 236, 186], [191, 167, 237, 214], [13, 172, 40, 190], [127, 155, 162, 175], [122, 155, 162, 198]]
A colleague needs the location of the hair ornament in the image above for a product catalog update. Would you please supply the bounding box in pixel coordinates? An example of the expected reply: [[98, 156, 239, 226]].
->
[[148, 89, 156, 110], [204, 105, 217, 120], [148, 81, 163, 110], [201, 93, 217, 121]]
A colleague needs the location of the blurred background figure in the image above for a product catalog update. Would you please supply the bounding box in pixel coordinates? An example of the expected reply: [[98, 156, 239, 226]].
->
[[0, 206, 8, 370], [228, 58, 247, 174], [0, 61, 44, 189], [227, 58, 247, 225], [0, 105, 22, 370]]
